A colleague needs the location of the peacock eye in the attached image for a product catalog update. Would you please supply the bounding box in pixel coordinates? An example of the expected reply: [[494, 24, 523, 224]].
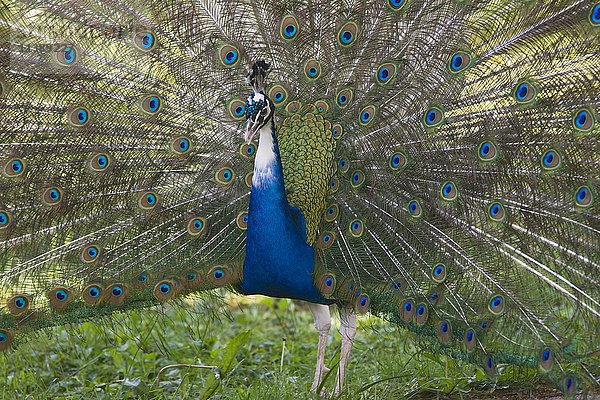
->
[[324, 204, 339, 222], [540, 348, 553, 371], [488, 202, 506, 222], [269, 84, 288, 105], [359, 105, 376, 125], [590, 3, 600, 25], [0, 210, 11, 229], [388, 0, 407, 11], [187, 216, 207, 236], [53, 44, 78, 66], [449, 51, 472, 73], [350, 170, 365, 188], [240, 142, 256, 158], [68, 106, 91, 127], [572, 108, 595, 132], [414, 303, 428, 325], [3, 158, 25, 177], [349, 219, 364, 237], [541, 149, 561, 170], [329, 177, 340, 193], [317, 231, 335, 249], [219, 45, 239, 66], [514, 81, 537, 103], [389, 151, 408, 171], [82, 244, 100, 263], [478, 141, 498, 161], [336, 88, 353, 108], [465, 328, 476, 351], [89, 286, 100, 297], [488, 295, 505, 315], [139, 94, 163, 115], [423, 106, 444, 127], [280, 15, 300, 40], [137, 272, 148, 282], [376, 63, 397, 84], [138, 191, 158, 210], [89, 153, 111, 171], [112, 286, 123, 296], [431, 263, 446, 283], [338, 22, 358, 46], [407, 199, 423, 218], [42, 187, 63, 206], [440, 181, 458, 201], [236, 211, 249, 230], [304, 59, 321, 80], [575, 185, 593, 207], [314, 100, 329, 114], [171, 136, 192, 155], [331, 124, 343, 139], [215, 167, 235, 185], [133, 31, 156, 51], [338, 158, 349, 173]]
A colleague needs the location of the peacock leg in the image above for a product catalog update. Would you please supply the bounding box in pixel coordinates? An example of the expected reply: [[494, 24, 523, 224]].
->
[[334, 305, 357, 396], [308, 303, 332, 392]]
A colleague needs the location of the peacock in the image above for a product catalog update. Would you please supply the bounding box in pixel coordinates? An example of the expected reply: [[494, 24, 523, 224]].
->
[[0, 0, 599, 397]]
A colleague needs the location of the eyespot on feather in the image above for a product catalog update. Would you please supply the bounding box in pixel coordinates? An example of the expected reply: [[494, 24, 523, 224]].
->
[[187, 217, 207, 237], [483, 354, 496, 377], [106, 283, 127, 306], [139, 94, 163, 115], [41, 187, 64, 207], [154, 280, 176, 302], [539, 348, 553, 371], [431, 263, 447, 283], [138, 191, 158, 210], [7, 294, 31, 316], [228, 99, 246, 120], [350, 170, 365, 188], [562, 375, 576, 397], [427, 285, 445, 306], [317, 273, 336, 297], [359, 105, 376, 126], [269, 85, 288, 106], [540, 149, 561, 171], [286, 101, 301, 114], [464, 328, 476, 351], [208, 266, 231, 286], [376, 63, 397, 85], [355, 292, 370, 314], [437, 320, 452, 343], [132, 31, 156, 51], [574, 185, 593, 208], [47, 287, 73, 309], [314, 100, 329, 114], [572, 108, 595, 132], [338, 22, 358, 47], [215, 167, 235, 186], [82, 283, 104, 305], [387, 0, 408, 11], [400, 298, 414, 321], [329, 177, 340, 194], [407, 198, 423, 218], [0, 209, 13, 230], [219, 45, 240, 67], [0, 329, 13, 351], [440, 181, 459, 202], [389, 151, 408, 172], [236, 211, 249, 230], [131, 271, 150, 289], [336, 88, 353, 108], [414, 303, 428, 325], [448, 51, 472, 73], [478, 141, 498, 162], [317, 230, 336, 249], [171, 136, 192, 155], [304, 59, 321, 80], [3, 157, 25, 178], [239, 142, 257, 159], [423, 106, 444, 128], [67, 106, 91, 127], [280, 15, 300, 40], [324, 204, 339, 222], [513, 81, 537, 104], [184, 270, 203, 289], [331, 123, 343, 139], [81, 244, 101, 264], [348, 219, 364, 237], [487, 202, 506, 223], [88, 153, 111, 172], [53, 43, 78, 66]]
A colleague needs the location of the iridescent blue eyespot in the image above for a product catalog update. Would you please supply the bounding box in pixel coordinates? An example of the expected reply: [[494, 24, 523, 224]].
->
[[359, 296, 367, 307], [423, 107, 444, 127], [361, 111, 370, 122], [417, 305, 425, 315], [62, 47, 75, 63], [89, 286, 100, 298], [284, 24, 297, 38], [466, 329, 474, 342], [55, 289, 68, 301], [575, 185, 593, 207], [213, 269, 224, 279], [341, 31, 353, 44], [308, 67, 317, 77], [440, 181, 458, 201], [451, 54, 463, 70], [15, 296, 27, 309], [404, 300, 412, 312], [146, 193, 156, 205], [225, 51, 237, 65], [489, 294, 505, 315], [408, 199, 422, 218], [281, 16, 300, 40], [542, 349, 551, 362], [486, 355, 493, 369], [187, 272, 197, 281], [338, 22, 358, 46], [378, 67, 389, 81], [440, 322, 449, 333], [433, 265, 444, 276], [0, 212, 9, 226], [50, 189, 60, 200], [388, 0, 406, 11], [77, 109, 88, 123], [0, 332, 7, 342], [352, 221, 360, 230], [274, 92, 284, 101], [142, 33, 154, 49], [97, 155, 107, 167], [137, 273, 148, 282], [338, 95, 347, 105], [573, 109, 595, 132], [514, 81, 537, 103], [325, 277, 333, 287], [11, 160, 22, 173], [149, 97, 160, 112], [350, 170, 365, 188], [112, 286, 123, 296], [179, 138, 190, 152], [591, 3, 600, 25], [159, 283, 171, 294], [219, 45, 239, 67], [235, 106, 245, 117], [323, 234, 332, 243], [87, 246, 98, 258]]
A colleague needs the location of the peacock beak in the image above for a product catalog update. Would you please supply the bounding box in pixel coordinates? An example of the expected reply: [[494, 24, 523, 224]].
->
[[244, 119, 259, 144]]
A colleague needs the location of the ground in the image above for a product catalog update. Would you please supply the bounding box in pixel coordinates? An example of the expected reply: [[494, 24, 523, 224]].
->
[[0, 294, 584, 399]]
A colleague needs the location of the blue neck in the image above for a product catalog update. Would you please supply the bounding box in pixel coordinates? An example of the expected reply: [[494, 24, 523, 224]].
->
[[239, 120, 331, 304]]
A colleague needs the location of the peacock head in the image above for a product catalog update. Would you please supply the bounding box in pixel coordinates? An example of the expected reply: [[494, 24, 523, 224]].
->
[[244, 60, 274, 144]]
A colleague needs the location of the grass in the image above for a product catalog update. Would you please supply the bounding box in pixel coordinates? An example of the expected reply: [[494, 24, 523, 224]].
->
[[0, 294, 569, 399]]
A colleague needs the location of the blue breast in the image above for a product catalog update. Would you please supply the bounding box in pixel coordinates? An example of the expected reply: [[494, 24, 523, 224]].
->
[[238, 128, 332, 305]]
